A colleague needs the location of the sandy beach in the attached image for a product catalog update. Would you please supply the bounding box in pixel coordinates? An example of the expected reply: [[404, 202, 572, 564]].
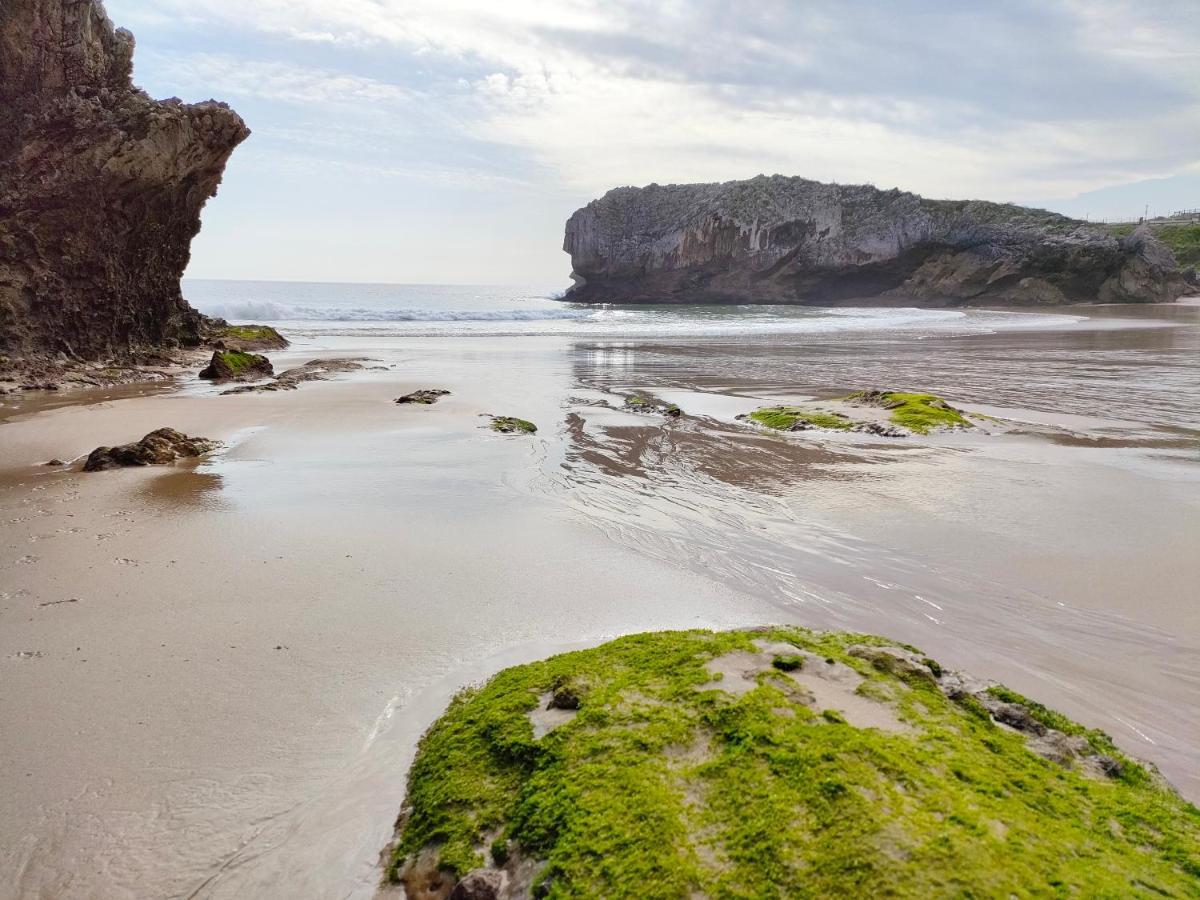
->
[[1, 303, 1198, 898]]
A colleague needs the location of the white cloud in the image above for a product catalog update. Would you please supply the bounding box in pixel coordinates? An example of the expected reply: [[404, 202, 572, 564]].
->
[[144, 52, 417, 107]]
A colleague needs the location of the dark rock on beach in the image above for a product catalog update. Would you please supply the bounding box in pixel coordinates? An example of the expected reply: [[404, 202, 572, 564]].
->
[[199, 350, 273, 381], [564, 175, 1187, 306], [221, 358, 368, 394], [0, 0, 249, 357], [624, 395, 682, 417], [487, 416, 537, 434], [82, 428, 220, 471], [397, 389, 451, 405]]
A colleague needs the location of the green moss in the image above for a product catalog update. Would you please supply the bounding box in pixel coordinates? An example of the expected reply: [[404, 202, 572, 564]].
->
[[490, 416, 537, 434], [772, 654, 804, 672], [848, 391, 973, 434], [216, 350, 260, 373], [1105, 223, 1200, 267], [747, 407, 852, 431], [218, 324, 287, 344], [389, 628, 1200, 897]]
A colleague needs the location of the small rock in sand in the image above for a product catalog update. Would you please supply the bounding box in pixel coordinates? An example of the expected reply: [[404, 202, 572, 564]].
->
[[396, 389, 451, 405]]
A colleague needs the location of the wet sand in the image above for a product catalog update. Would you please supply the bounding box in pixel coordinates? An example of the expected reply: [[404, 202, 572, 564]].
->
[[1, 304, 1198, 898]]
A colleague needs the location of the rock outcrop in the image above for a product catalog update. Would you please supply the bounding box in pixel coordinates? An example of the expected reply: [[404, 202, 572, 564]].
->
[[563, 176, 1188, 306], [384, 627, 1198, 898], [198, 350, 273, 381], [82, 427, 220, 471], [0, 0, 249, 357]]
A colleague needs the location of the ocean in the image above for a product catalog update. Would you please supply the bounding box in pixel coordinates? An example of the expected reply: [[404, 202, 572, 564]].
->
[[182, 279, 1089, 339]]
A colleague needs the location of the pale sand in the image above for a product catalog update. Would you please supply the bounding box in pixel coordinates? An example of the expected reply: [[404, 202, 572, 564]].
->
[[0, 313, 1197, 898]]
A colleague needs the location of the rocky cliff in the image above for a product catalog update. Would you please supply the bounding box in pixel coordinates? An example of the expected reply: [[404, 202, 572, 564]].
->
[[0, 0, 249, 357], [563, 175, 1188, 306]]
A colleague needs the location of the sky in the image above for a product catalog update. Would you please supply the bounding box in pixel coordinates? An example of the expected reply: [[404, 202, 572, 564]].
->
[[105, 0, 1200, 286]]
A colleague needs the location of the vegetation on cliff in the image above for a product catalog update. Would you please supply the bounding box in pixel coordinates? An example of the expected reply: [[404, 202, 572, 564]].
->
[[387, 628, 1199, 899], [1106, 223, 1200, 268]]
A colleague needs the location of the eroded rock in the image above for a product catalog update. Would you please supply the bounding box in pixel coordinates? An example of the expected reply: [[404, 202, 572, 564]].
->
[[221, 358, 368, 394], [82, 428, 220, 471], [0, 0, 249, 356], [564, 176, 1187, 306], [397, 389, 451, 405]]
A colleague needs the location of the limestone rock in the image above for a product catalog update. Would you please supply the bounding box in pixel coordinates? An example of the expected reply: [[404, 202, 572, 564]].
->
[[0, 0, 249, 357], [563, 176, 1187, 306], [82, 427, 220, 471]]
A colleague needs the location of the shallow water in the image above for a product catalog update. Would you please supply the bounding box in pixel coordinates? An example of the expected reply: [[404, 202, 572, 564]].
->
[[0, 298, 1197, 898]]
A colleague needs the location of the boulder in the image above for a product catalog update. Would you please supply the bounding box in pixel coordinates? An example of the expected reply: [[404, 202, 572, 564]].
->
[[199, 350, 273, 381], [82, 428, 220, 471]]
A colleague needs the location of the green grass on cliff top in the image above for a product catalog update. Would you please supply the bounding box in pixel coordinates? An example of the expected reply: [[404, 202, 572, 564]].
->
[[388, 628, 1199, 898], [1106, 223, 1200, 268]]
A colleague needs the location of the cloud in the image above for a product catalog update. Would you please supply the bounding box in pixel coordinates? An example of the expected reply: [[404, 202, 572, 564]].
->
[[144, 53, 417, 107], [112, 0, 1200, 205]]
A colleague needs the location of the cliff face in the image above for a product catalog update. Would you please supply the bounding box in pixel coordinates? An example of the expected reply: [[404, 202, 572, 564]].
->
[[564, 176, 1187, 306], [0, 0, 249, 357]]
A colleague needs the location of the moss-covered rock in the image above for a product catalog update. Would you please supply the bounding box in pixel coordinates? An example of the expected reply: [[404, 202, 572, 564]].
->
[[198, 349, 273, 382], [386, 628, 1199, 899], [744, 406, 854, 432], [397, 389, 451, 405], [625, 396, 683, 418], [489, 416, 538, 435], [846, 390, 973, 434], [207, 323, 290, 351]]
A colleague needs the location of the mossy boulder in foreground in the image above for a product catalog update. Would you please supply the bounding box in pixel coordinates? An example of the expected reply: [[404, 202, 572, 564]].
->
[[385, 628, 1199, 899]]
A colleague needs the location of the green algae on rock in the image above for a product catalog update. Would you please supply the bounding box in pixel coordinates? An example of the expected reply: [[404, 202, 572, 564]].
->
[[385, 628, 1199, 899], [397, 389, 451, 405], [209, 323, 289, 351], [198, 349, 273, 381], [846, 390, 973, 434], [741, 391, 974, 438], [489, 416, 538, 435], [745, 407, 853, 432]]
